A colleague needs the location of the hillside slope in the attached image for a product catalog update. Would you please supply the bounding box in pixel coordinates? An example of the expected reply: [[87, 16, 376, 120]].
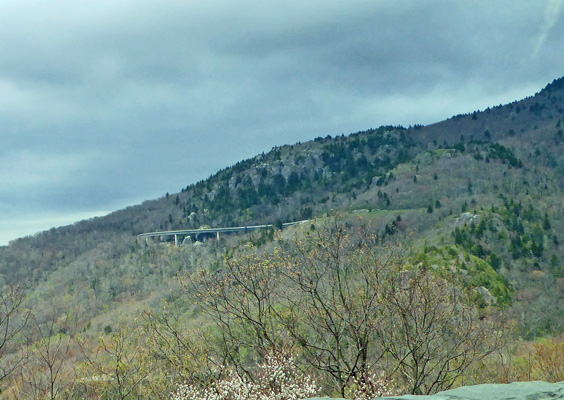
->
[[2, 77, 564, 339]]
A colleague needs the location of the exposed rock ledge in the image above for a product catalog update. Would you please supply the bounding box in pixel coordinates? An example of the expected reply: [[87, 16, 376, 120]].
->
[[306, 381, 564, 400]]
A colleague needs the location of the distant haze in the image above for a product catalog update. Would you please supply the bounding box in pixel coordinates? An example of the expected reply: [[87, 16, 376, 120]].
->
[[1, 0, 563, 245]]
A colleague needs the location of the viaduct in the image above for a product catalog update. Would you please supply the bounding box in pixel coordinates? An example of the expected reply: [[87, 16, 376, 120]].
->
[[137, 221, 306, 245]]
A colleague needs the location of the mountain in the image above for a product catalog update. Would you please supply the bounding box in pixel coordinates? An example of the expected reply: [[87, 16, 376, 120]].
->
[[2, 76, 564, 396]]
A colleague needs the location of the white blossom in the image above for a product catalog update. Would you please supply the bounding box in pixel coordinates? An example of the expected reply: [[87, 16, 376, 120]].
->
[[171, 352, 319, 400]]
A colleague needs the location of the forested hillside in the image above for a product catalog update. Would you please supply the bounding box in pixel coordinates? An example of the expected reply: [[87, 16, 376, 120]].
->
[[1, 77, 564, 398]]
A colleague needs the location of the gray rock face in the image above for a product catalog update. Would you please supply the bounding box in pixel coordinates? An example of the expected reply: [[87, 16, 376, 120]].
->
[[476, 285, 495, 305], [304, 381, 564, 400]]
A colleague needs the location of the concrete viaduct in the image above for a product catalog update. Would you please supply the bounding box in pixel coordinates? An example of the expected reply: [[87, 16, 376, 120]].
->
[[137, 221, 307, 245]]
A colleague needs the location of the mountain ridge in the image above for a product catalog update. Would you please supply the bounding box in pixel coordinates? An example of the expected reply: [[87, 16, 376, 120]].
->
[[2, 76, 564, 329], [6, 75, 564, 246]]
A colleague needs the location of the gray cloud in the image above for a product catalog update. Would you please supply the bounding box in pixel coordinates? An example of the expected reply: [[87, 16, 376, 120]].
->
[[1, 0, 563, 244], [532, 0, 563, 59]]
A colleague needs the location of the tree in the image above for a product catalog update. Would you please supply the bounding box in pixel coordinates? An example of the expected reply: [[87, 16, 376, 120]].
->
[[381, 266, 503, 394], [543, 213, 551, 231], [15, 313, 78, 400], [184, 220, 504, 396], [171, 350, 319, 400], [185, 224, 393, 396], [185, 251, 285, 371], [275, 225, 398, 396], [0, 285, 31, 382], [77, 324, 157, 400], [143, 301, 219, 396]]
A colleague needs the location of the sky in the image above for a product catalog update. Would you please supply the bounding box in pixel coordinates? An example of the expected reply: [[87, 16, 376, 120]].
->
[[1, 0, 563, 245]]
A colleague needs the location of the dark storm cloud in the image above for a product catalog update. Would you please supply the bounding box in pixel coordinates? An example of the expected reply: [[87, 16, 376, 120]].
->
[[0, 0, 563, 244]]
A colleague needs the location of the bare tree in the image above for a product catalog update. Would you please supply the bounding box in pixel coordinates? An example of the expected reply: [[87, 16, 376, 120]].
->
[[185, 220, 505, 397], [185, 222, 396, 396], [77, 324, 156, 400], [0, 285, 31, 382], [143, 302, 220, 398], [275, 225, 397, 397], [185, 251, 286, 372], [381, 265, 504, 394], [15, 314, 77, 400]]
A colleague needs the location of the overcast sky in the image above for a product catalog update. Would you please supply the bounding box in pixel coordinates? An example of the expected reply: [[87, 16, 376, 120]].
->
[[1, 0, 563, 245]]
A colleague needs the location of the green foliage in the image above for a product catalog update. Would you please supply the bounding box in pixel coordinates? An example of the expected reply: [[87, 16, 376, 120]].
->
[[413, 245, 512, 307], [486, 143, 523, 167]]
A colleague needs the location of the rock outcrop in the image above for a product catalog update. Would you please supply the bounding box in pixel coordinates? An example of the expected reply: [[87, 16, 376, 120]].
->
[[305, 381, 564, 400]]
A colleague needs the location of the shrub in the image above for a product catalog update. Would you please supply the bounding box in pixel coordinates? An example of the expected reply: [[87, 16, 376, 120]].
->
[[171, 352, 319, 400]]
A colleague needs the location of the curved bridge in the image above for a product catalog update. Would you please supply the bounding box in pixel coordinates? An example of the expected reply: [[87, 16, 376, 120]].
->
[[138, 221, 307, 245]]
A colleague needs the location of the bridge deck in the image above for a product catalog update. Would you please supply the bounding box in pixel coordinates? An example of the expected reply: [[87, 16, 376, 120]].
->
[[137, 221, 306, 239]]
